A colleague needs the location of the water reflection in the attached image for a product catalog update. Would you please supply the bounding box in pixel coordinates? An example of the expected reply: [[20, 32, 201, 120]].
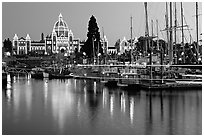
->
[[2, 77, 202, 135], [129, 97, 134, 125], [121, 93, 126, 113], [50, 80, 74, 134], [110, 94, 114, 117], [43, 80, 48, 106]]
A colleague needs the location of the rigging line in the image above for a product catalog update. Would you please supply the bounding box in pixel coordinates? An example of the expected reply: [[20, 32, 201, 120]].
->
[[158, 23, 165, 39], [184, 34, 188, 44], [158, 23, 165, 40], [183, 16, 194, 43], [176, 22, 181, 43]]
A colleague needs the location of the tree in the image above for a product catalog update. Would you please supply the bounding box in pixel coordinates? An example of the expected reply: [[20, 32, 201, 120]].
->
[[3, 38, 12, 53], [41, 33, 44, 41], [81, 15, 103, 61], [114, 39, 120, 53]]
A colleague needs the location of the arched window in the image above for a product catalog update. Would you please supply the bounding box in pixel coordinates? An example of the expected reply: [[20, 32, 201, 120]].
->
[[69, 36, 72, 41]]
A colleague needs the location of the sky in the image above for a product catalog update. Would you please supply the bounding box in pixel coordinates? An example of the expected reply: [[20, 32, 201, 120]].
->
[[2, 2, 202, 46]]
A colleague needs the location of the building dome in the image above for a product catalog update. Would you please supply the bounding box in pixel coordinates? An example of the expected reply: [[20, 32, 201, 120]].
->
[[53, 13, 69, 37]]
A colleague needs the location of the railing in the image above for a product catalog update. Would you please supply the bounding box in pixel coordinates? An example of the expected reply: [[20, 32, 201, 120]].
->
[[5, 67, 32, 74]]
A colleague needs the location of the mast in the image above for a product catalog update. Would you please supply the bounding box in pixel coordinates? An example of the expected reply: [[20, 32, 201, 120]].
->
[[130, 16, 133, 63], [92, 36, 95, 64], [174, 2, 177, 64], [156, 19, 159, 50], [180, 2, 185, 64], [151, 20, 154, 37], [169, 2, 173, 65], [144, 2, 152, 84], [196, 2, 199, 61], [144, 2, 149, 56], [165, 2, 169, 57], [144, 2, 149, 37], [97, 40, 99, 65], [102, 27, 107, 64], [102, 27, 104, 38], [174, 2, 177, 45]]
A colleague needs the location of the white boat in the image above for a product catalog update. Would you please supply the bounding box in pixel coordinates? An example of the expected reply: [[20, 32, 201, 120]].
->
[[31, 67, 49, 79], [43, 72, 49, 78], [176, 74, 202, 84]]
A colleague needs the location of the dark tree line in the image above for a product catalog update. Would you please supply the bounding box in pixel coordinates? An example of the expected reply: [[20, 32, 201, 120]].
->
[[3, 38, 12, 53]]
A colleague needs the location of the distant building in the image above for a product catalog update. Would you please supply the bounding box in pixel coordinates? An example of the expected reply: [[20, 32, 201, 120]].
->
[[13, 13, 80, 56], [118, 37, 137, 54], [13, 34, 31, 55], [119, 37, 130, 54], [101, 35, 108, 54]]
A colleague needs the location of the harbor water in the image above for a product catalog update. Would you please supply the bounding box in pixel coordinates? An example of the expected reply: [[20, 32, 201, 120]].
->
[[2, 75, 202, 135]]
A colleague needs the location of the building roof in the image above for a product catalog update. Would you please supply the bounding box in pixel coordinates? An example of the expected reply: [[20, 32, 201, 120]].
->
[[108, 46, 116, 49], [31, 40, 45, 44], [19, 37, 26, 40], [53, 13, 68, 30]]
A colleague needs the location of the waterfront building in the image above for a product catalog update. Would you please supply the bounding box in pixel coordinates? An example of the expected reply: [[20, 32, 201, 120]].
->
[[119, 37, 130, 54], [13, 34, 31, 55], [45, 35, 52, 55], [13, 13, 80, 56], [118, 37, 137, 54], [101, 35, 109, 54]]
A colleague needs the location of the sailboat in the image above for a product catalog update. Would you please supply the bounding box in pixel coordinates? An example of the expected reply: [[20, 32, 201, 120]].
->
[[117, 16, 144, 88]]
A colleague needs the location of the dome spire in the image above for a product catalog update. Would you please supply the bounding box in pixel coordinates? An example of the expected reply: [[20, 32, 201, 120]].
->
[[13, 34, 18, 40], [26, 34, 31, 40], [59, 13, 63, 20]]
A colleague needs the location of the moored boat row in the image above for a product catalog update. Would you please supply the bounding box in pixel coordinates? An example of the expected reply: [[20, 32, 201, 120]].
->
[[4, 62, 201, 90]]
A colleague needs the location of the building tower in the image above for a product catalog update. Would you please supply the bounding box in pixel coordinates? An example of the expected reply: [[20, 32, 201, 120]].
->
[[13, 34, 18, 55], [52, 13, 70, 54], [26, 34, 31, 54]]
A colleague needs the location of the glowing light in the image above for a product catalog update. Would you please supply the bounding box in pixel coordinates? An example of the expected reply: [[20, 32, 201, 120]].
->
[[198, 58, 201, 61]]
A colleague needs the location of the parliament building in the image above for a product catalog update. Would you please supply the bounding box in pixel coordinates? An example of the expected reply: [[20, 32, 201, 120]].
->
[[13, 13, 80, 56]]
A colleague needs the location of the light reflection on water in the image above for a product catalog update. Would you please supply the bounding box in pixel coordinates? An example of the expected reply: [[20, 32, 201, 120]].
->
[[2, 75, 202, 135]]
